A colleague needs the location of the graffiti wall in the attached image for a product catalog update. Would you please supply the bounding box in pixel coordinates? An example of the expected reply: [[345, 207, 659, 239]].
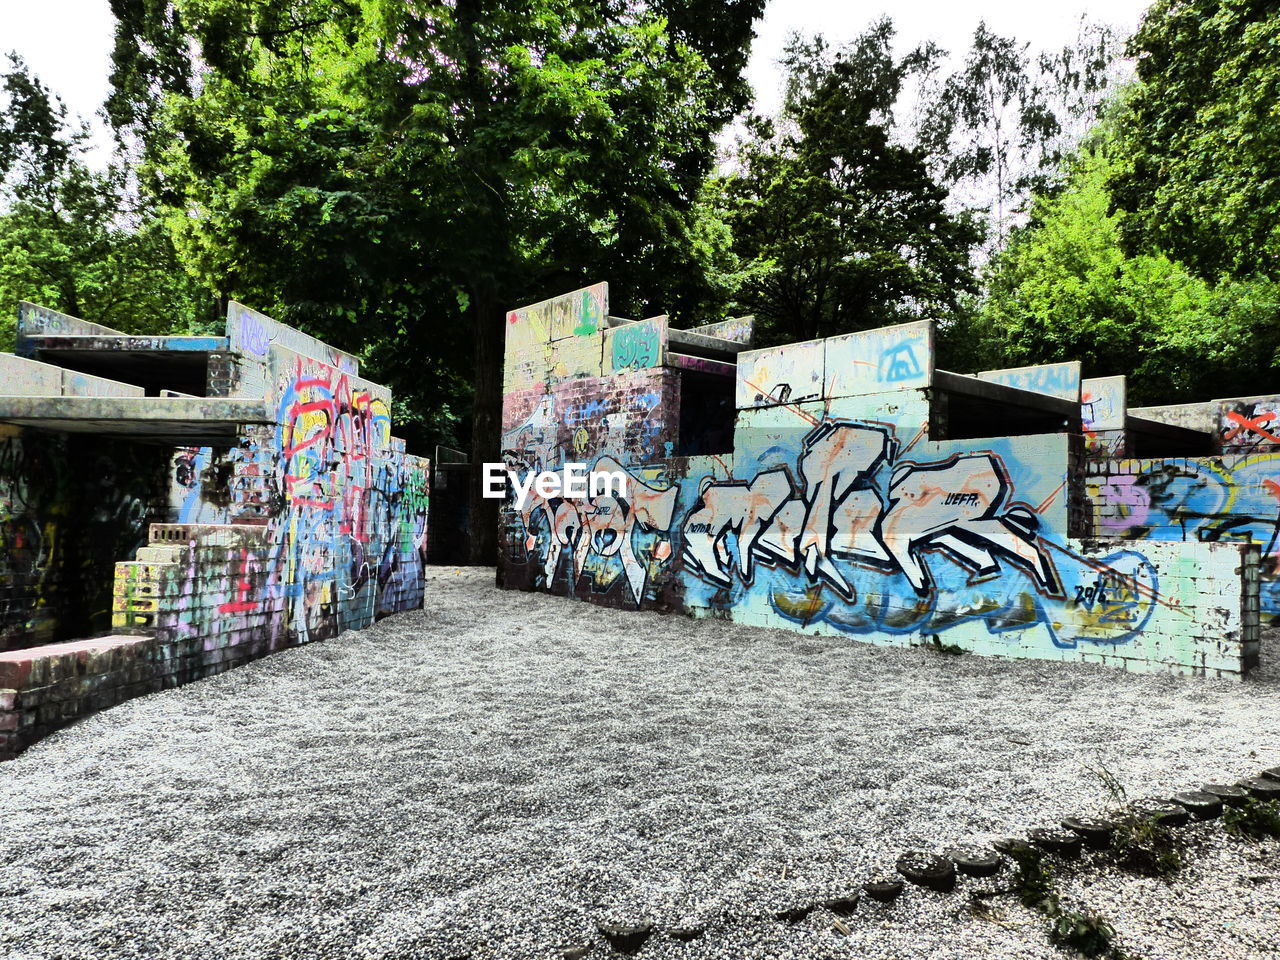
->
[[115, 306, 431, 651], [499, 290, 1258, 677], [1087, 454, 1280, 623]]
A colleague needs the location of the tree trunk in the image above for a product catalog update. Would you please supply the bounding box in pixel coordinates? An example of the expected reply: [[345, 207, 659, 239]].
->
[[466, 277, 503, 565]]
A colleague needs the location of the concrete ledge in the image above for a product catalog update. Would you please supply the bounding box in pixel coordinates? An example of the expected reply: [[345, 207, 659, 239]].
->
[[0, 354, 145, 398], [0, 396, 273, 443]]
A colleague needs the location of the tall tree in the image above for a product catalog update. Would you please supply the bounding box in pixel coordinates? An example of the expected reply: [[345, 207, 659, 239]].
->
[[719, 22, 983, 347], [108, 0, 763, 563], [0, 56, 209, 347], [1110, 0, 1280, 279], [916, 19, 1118, 249]]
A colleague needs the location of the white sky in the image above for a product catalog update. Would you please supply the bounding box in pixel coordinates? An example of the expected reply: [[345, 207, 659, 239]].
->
[[0, 0, 1152, 166]]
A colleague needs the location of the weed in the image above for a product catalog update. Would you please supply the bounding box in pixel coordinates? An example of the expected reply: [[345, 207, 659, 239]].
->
[[1109, 813, 1182, 877], [1009, 847, 1060, 914], [1050, 910, 1121, 958], [1084, 757, 1128, 807], [1223, 799, 1280, 840], [928, 634, 966, 655], [1009, 845, 1126, 957]]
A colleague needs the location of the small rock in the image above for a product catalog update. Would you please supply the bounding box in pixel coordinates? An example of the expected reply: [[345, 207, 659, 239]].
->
[[1061, 816, 1114, 847], [944, 844, 1003, 877], [1202, 783, 1250, 807], [1171, 791, 1224, 820], [1028, 828, 1083, 857], [669, 926, 703, 942], [596, 923, 652, 954], [1240, 776, 1280, 800], [863, 876, 904, 902], [1131, 799, 1190, 828], [774, 904, 813, 924], [822, 894, 860, 917], [560, 947, 591, 960], [896, 851, 957, 893], [992, 836, 1035, 856]]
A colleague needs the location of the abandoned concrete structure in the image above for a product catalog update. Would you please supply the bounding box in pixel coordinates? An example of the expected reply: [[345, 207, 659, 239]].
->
[[499, 283, 1266, 678], [0, 302, 429, 759]]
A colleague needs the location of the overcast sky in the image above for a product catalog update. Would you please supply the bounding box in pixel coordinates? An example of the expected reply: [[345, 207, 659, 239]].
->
[[0, 0, 1152, 165]]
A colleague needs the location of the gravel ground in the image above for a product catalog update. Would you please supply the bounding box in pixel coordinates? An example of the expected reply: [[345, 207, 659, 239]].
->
[[1, 567, 1278, 960]]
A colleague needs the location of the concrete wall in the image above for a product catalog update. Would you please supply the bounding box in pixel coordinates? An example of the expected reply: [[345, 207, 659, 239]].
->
[[0, 303, 429, 759], [498, 287, 1259, 678]]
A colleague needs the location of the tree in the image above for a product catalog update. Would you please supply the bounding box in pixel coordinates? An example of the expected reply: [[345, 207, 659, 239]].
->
[[719, 22, 983, 347], [916, 19, 1119, 249], [1110, 0, 1280, 280], [0, 55, 210, 347], [108, 0, 763, 562], [977, 120, 1280, 403]]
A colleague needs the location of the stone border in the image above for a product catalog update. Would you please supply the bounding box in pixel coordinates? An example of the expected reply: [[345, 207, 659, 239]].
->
[[553, 765, 1280, 957]]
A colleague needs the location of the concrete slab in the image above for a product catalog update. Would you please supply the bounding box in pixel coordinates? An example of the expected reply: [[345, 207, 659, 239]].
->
[[0, 396, 273, 443]]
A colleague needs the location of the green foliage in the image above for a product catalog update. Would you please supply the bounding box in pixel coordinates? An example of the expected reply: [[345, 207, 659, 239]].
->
[[0, 56, 211, 350], [971, 123, 1280, 402], [718, 21, 983, 348], [108, 0, 763, 493], [1010, 846, 1125, 959], [1109, 813, 1182, 877], [1111, 0, 1280, 280], [1050, 910, 1120, 959], [1223, 799, 1280, 841], [1010, 846, 1060, 914]]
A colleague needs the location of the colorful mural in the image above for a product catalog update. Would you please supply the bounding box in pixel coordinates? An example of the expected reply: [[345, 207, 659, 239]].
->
[[498, 286, 1258, 677]]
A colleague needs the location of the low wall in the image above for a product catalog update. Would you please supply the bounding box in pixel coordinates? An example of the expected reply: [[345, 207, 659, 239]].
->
[[498, 290, 1260, 678]]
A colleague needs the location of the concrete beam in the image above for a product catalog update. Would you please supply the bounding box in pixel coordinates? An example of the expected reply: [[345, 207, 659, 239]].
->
[[935, 369, 1081, 422], [667, 352, 737, 377], [668, 327, 748, 359], [684, 316, 755, 346], [0, 396, 273, 443], [17, 302, 127, 339], [21, 334, 231, 353], [0, 354, 144, 398]]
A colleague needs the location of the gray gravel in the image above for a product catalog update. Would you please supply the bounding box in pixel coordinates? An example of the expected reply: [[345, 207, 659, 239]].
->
[[1, 567, 1278, 959]]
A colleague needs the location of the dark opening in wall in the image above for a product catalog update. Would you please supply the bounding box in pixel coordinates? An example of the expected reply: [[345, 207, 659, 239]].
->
[[930, 390, 1074, 441], [677, 370, 735, 456], [33, 350, 211, 397]]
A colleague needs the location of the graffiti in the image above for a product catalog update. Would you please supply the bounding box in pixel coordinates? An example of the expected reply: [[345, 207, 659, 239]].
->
[[978, 363, 1081, 402], [504, 372, 675, 469], [506, 455, 679, 605], [880, 341, 922, 382], [685, 420, 1059, 599], [1220, 401, 1280, 452], [237, 308, 270, 357], [681, 419, 1166, 648], [218, 548, 261, 614], [610, 320, 661, 370], [1090, 454, 1280, 619]]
